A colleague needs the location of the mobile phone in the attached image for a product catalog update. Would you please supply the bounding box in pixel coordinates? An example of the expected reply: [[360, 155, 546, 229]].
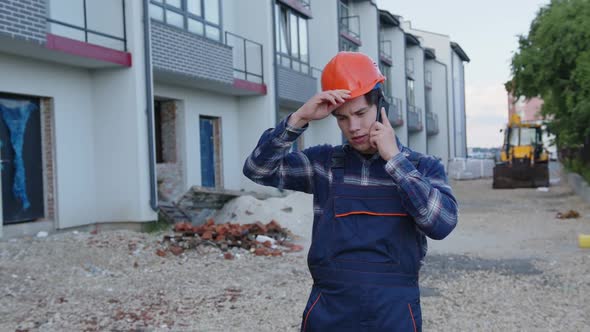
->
[[376, 96, 390, 123]]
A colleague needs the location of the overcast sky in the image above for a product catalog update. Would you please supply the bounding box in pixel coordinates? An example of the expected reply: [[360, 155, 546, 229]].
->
[[376, 0, 550, 148]]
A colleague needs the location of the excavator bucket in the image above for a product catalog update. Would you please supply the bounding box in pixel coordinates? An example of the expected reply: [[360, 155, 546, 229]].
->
[[493, 162, 549, 189]]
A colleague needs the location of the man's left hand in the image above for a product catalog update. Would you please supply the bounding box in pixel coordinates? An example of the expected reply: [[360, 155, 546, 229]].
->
[[369, 107, 400, 161]]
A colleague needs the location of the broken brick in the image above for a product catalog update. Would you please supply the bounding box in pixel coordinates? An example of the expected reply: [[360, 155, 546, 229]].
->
[[174, 222, 192, 232], [254, 247, 269, 256], [288, 244, 304, 252], [202, 231, 213, 241], [224, 252, 234, 260], [169, 245, 184, 256], [155, 249, 167, 257]]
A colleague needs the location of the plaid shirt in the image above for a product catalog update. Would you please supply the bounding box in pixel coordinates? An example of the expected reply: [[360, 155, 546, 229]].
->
[[243, 115, 458, 241]]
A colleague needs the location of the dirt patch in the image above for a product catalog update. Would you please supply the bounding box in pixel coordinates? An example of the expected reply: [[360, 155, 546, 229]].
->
[[1, 166, 589, 331]]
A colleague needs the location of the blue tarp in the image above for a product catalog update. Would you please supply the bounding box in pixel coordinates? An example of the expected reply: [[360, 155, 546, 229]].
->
[[0, 98, 37, 211]]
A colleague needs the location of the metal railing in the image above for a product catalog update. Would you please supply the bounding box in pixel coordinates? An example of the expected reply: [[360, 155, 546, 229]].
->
[[425, 70, 432, 89], [380, 39, 392, 64], [225, 31, 264, 84], [46, 0, 127, 51], [339, 2, 360, 41], [407, 105, 423, 132], [298, 0, 311, 9], [406, 58, 415, 77], [386, 96, 403, 127], [276, 52, 311, 75], [426, 111, 439, 135]]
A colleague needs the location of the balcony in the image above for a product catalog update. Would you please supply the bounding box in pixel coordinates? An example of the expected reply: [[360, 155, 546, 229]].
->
[[407, 105, 423, 133], [425, 70, 432, 89], [339, 2, 361, 46], [380, 39, 393, 66], [277, 64, 317, 109], [150, 21, 266, 96], [226, 32, 264, 85], [0, 0, 131, 68], [426, 112, 439, 136], [386, 96, 403, 127], [406, 58, 415, 78]]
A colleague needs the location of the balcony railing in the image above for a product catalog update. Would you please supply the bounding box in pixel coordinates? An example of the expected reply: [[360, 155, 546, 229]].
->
[[298, 0, 311, 9], [380, 40, 393, 64], [407, 105, 423, 132], [385, 96, 403, 127], [426, 111, 439, 135], [406, 58, 415, 77], [425, 70, 432, 89], [225, 32, 264, 84], [339, 2, 360, 43], [47, 0, 127, 51]]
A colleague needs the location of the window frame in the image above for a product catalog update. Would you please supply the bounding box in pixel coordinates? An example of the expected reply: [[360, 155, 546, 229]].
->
[[275, 2, 310, 74], [339, 37, 359, 52], [149, 0, 222, 42], [406, 78, 416, 106], [379, 62, 392, 97]]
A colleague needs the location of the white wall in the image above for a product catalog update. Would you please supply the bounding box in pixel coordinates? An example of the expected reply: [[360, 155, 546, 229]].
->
[[382, 25, 408, 146], [224, 0, 278, 191], [92, 0, 155, 223], [356, 1, 379, 60], [426, 60, 449, 168], [154, 83, 242, 191], [0, 53, 98, 229], [402, 24, 456, 160], [304, 0, 342, 148], [406, 45, 427, 153], [0, 0, 156, 230]]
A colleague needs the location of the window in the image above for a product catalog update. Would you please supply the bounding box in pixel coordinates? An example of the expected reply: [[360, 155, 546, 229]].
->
[[406, 79, 415, 106], [150, 0, 221, 41], [275, 3, 310, 74], [339, 0, 350, 31], [379, 63, 392, 97], [339, 38, 358, 52]]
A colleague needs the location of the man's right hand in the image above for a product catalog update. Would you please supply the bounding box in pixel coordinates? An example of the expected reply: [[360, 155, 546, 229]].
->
[[288, 90, 351, 128]]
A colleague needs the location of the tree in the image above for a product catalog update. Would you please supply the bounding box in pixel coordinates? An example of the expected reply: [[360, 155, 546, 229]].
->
[[509, 0, 590, 148]]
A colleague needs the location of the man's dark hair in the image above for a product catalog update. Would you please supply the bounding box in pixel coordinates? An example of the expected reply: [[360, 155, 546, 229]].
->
[[331, 88, 383, 116], [364, 88, 382, 107]]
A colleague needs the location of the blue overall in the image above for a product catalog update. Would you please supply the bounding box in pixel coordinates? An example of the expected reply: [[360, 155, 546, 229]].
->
[[301, 148, 422, 332]]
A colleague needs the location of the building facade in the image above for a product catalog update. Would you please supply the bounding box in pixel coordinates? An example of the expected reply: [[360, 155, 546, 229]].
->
[[0, 0, 469, 237]]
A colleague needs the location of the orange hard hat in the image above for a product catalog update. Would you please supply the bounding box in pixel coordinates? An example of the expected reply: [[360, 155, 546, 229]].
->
[[321, 52, 386, 99]]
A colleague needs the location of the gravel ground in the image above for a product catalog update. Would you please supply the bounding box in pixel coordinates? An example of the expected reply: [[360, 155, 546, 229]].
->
[[1, 165, 590, 331]]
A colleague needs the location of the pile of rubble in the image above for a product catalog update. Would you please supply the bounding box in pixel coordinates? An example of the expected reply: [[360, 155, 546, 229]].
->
[[157, 219, 304, 259]]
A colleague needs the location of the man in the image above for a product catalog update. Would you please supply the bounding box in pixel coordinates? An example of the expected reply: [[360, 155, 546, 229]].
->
[[243, 52, 458, 331]]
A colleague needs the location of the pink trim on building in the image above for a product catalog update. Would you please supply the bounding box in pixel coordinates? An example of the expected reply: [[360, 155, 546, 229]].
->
[[45, 34, 132, 67]]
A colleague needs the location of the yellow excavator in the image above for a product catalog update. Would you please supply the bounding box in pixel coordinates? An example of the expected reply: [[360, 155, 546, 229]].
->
[[493, 113, 550, 188]]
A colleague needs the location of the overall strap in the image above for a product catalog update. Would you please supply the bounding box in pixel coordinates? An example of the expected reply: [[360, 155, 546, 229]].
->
[[330, 145, 346, 184]]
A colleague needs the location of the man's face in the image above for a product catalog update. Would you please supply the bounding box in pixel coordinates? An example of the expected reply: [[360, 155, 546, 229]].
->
[[333, 95, 378, 154]]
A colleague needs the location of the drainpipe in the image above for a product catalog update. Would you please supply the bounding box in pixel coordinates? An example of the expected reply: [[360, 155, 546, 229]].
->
[[451, 54, 457, 158], [461, 64, 468, 158], [436, 59, 451, 167], [143, 0, 158, 211], [271, 0, 280, 125], [400, 26, 409, 149]]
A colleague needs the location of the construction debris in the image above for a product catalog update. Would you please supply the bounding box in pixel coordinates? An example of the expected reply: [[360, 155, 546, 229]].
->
[[159, 219, 303, 257], [556, 210, 580, 219]]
